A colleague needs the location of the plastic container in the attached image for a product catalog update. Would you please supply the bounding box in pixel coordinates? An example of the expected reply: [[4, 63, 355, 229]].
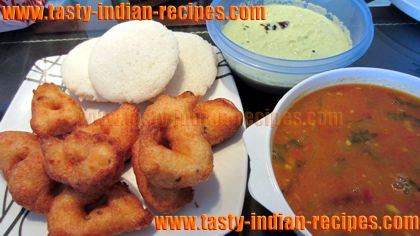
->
[[243, 67, 420, 235], [206, 0, 375, 90]]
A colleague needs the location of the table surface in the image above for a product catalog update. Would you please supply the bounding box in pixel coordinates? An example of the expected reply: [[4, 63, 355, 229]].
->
[[0, 1, 419, 235]]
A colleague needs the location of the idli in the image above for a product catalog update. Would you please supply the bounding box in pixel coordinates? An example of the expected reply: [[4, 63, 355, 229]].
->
[[89, 20, 179, 103], [61, 38, 107, 102], [163, 32, 217, 97]]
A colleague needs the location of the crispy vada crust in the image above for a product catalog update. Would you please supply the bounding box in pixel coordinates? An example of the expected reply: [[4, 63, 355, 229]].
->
[[195, 98, 243, 146], [132, 139, 193, 214], [48, 182, 153, 236], [0, 131, 39, 180], [0, 131, 60, 213], [76, 103, 139, 159], [41, 131, 125, 195], [31, 83, 86, 137], [137, 92, 213, 189]]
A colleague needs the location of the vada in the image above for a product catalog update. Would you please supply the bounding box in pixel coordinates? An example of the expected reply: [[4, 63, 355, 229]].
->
[[48, 182, 153, 236], [136, 92, 213, 189], [31, 83, 86, 136], [42, 131, 124, 195], [0, 131, 60, 213], [132, 139, 193, 214], [195, 98, 243, 146], [77, 103, 139, 159]]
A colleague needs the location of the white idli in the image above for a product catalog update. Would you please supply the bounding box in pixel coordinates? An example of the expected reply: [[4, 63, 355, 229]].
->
[[61, 38, 107, 102], [89, 20, 179, 103], [163, 32, 217, 97]]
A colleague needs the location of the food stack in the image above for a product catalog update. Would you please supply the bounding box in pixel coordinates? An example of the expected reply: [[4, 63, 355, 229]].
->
[[0, 20, 243, 236]]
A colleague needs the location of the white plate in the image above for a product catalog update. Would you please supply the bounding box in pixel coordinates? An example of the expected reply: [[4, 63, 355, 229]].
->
[[0, 52, 248, 236], [391, 0, 420, 21]]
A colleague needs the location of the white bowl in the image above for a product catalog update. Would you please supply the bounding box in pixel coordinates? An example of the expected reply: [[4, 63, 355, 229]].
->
[[391, 0, 420, 21], [243, 67, 420, 236]]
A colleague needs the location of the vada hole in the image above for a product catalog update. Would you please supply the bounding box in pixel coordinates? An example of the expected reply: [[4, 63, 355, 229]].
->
[[84, 195, 108, 215], [36, 96, 46, 101], [157, 128, 172, 149], [12, 150, 29, 165], [160, 136, 171, 149], [49, 183, 64, 197], [49, 102, 62, 110]]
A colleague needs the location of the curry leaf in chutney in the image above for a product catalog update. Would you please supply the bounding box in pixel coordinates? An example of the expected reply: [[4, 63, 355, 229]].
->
[[349, 130, 377, 144]]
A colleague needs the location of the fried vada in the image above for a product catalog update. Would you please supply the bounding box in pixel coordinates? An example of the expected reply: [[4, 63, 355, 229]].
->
[[48, 182, 153, 236], [31, 83, 86, 136], [195, 98, 243, 146], [137, 92, 213, 189], [0, 131, 60, 213], [42, 131, 124, 195], [76, 103, 139, 159], [132, 139, 193, 214]]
